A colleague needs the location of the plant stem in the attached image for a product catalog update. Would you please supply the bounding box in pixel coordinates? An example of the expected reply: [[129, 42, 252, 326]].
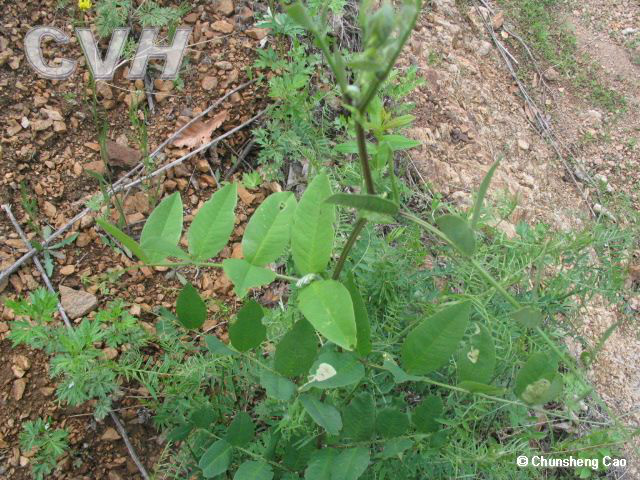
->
[[355, 122, 375, 195], [332, 217, 367, 280]]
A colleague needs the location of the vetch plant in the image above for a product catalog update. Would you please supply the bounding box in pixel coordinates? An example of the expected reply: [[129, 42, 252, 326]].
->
[[82, 0, 629, 477]]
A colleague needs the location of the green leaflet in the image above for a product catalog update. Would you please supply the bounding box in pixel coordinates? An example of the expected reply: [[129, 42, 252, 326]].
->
[[344, 273, 372, 357], [190, 406, 217, 428], [229, 300, 266, 352], [222, 259, 276, 298], [140, 192, 183, 262], [435, 214, 476, 256], [234, 461, 273, 480], [330, 447, 370, 480], [259, 367, 296, 401], [326, 193, 398, 216], [298, 280, 357, 351], [300, 394, 342, 435], [379, 438, 413, 459], [226, 412, 255, 447], [96, 218, 149, 263], [308, 350, 364, 389], [471, 159, 501, 229], [205, 335, 237, 357], [511, 307, 543, 329], [457, 323, 496, 385], [242, 192, 297, 266], [274, 319, 318, 378], [341, 393, 376, 441], [176, 283, 206, 330], [375, 408, 409, 438], [381, 134, 421, 151], [188, 183, 237, 261], [199, 439, 232, 478], [515, 352, 563, 405], [305, 449, 338, 480], [412, 395, 443, 434], [401, 301, 471, 375], [291, 173, 335, 275], [139, 237, 189, 262]]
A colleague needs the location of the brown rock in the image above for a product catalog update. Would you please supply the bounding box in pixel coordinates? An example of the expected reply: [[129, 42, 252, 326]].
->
[[43, 201, 57, 218], [59, 285, 98, 320], [12, 378, 26, 401], [237, 185, 256, 205], [96, 81, 113, 99], [101, 427, 121, 441], [106, 140, 141, 168], [102, 347, 119, 360], [246, 28, 269, 40], [212, 20, 234, 34], [216, 0, 234, 16], [201, 76, 218, 91], [76, 233, 92, 247], [84, 160, 106, 174], [32, 119, 52, 132], [60, 265, 76, 276]]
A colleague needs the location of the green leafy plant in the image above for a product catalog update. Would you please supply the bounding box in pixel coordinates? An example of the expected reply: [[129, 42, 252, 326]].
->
[[19, 418, 69, 480], [86, 2, 634, 477]]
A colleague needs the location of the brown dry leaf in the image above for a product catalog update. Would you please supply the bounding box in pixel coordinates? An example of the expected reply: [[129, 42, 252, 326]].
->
[[172, 110, 228, 149]]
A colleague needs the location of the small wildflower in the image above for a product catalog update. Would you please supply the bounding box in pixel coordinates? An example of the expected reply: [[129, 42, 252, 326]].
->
[[78, 0, 92, 11]]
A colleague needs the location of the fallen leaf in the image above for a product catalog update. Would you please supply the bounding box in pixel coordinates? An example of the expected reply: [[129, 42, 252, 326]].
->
[[172, 111, 228, 149]]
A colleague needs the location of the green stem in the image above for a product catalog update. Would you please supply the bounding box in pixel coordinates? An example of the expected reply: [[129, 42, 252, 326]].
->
[[355, 122, 375, 195], [332, 218, 367, 280]]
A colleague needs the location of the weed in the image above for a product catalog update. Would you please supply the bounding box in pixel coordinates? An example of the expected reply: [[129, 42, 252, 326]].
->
[[19, 418, 69, 480]]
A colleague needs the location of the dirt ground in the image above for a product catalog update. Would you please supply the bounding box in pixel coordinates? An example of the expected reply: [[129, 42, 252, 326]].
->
[[0, 0, 272, 478]]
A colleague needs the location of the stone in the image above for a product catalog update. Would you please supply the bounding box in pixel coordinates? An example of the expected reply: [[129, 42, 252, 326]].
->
[[212, 20, 234, 34], [12, 379, 26, 401], [101, 428, 121, 441], [245, 28, 269, 41], [201, 76, 217, 91], [517, 139, 530, 150], [215, 0, 234, 16], [59, 285, 98, 320], [60, 265, 76, 276], [106, 140, 141, 168], [103, 347, 119, 360], [43, 201, 57, 218], [477, 41, 492, 57]]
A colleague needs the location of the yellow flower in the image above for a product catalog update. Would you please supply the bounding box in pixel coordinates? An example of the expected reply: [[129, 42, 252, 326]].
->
[[78, 0, 92, 11]]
